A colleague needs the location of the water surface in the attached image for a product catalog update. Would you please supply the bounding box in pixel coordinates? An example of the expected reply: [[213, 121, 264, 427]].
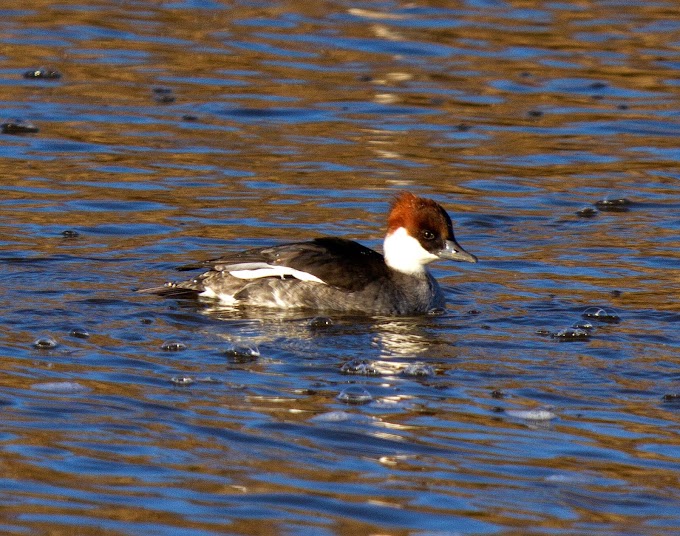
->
[[1, 0, 679, 534]]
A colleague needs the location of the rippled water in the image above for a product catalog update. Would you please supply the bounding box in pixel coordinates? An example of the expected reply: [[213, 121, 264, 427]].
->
[[1, 1, 679, 534]]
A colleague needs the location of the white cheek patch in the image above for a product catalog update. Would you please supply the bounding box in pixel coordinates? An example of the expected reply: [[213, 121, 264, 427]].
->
[[228, 265, 327, 285], [383, 227, 439, 274]]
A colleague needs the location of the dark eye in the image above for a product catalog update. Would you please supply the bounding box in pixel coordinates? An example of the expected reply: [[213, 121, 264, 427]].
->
[[422, 230, 435, 241]]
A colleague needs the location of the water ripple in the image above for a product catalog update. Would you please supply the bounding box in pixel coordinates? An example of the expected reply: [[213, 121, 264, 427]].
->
[[0, 0, 678, 534]]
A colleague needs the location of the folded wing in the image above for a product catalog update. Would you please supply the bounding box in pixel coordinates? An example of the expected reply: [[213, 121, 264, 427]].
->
[[188, 237, 389, 292]]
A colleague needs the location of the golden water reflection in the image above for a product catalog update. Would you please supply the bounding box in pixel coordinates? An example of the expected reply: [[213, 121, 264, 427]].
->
[[0, 0, 679, 534]]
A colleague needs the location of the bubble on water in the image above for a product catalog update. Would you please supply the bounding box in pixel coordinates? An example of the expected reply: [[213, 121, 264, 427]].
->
[[310, 410, 376, 424], [224, 344, 260, 361], [309, 316, 333, 329], [594, 198, 631, 212], [171, 376, 194, 386], [340, 359, 380, 376], [576, 207, 598, 218], [32, 381, 89, 394], [161, 341, 187, 352], [337, 386, 373, 405], [551, 328, 590, 341], [153, 87, 175, 104], [582, 307, 620, 324], [662, 394, 680, 404], [23, 67, 62, 80], [195, 376, 220, 384], [402, 362, 435, 377], [373, 397, 413, 410], [311, 410, 353, 423], [69, 327, 90, 339], [33, 336, 58, 349], [571, 320, 594, 331], [2, 119, 39, 135], [506, 407, 557, 421], [61, 230, 80, 239]]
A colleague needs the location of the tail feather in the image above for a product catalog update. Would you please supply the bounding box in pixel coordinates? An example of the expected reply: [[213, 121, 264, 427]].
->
[[137, 282, 202, 300], [175, 261, 211, 272]]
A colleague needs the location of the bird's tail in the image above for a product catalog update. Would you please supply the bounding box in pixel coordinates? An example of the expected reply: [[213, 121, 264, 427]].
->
[[137, 282, 202, 300]]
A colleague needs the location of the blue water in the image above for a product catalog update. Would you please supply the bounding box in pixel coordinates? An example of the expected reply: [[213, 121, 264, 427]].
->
[[1, 1, 679, 534]]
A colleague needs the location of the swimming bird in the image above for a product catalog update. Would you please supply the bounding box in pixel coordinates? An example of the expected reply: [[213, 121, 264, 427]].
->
[[142, 192, 477, 315]]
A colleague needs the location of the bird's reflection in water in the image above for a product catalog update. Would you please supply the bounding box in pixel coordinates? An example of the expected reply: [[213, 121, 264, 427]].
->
[[187, 300, 456, 371]]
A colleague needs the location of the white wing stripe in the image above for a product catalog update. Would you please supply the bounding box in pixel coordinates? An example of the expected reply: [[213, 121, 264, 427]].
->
[[228, 266, 326, 284]]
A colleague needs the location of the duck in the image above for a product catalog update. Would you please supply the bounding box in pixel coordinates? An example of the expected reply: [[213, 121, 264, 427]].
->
[[141, 192, 477, 315]]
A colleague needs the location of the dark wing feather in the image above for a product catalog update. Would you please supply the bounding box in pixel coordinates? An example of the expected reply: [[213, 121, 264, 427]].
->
[[178, 237, 389, 292], [271, 238, 389, 291]]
